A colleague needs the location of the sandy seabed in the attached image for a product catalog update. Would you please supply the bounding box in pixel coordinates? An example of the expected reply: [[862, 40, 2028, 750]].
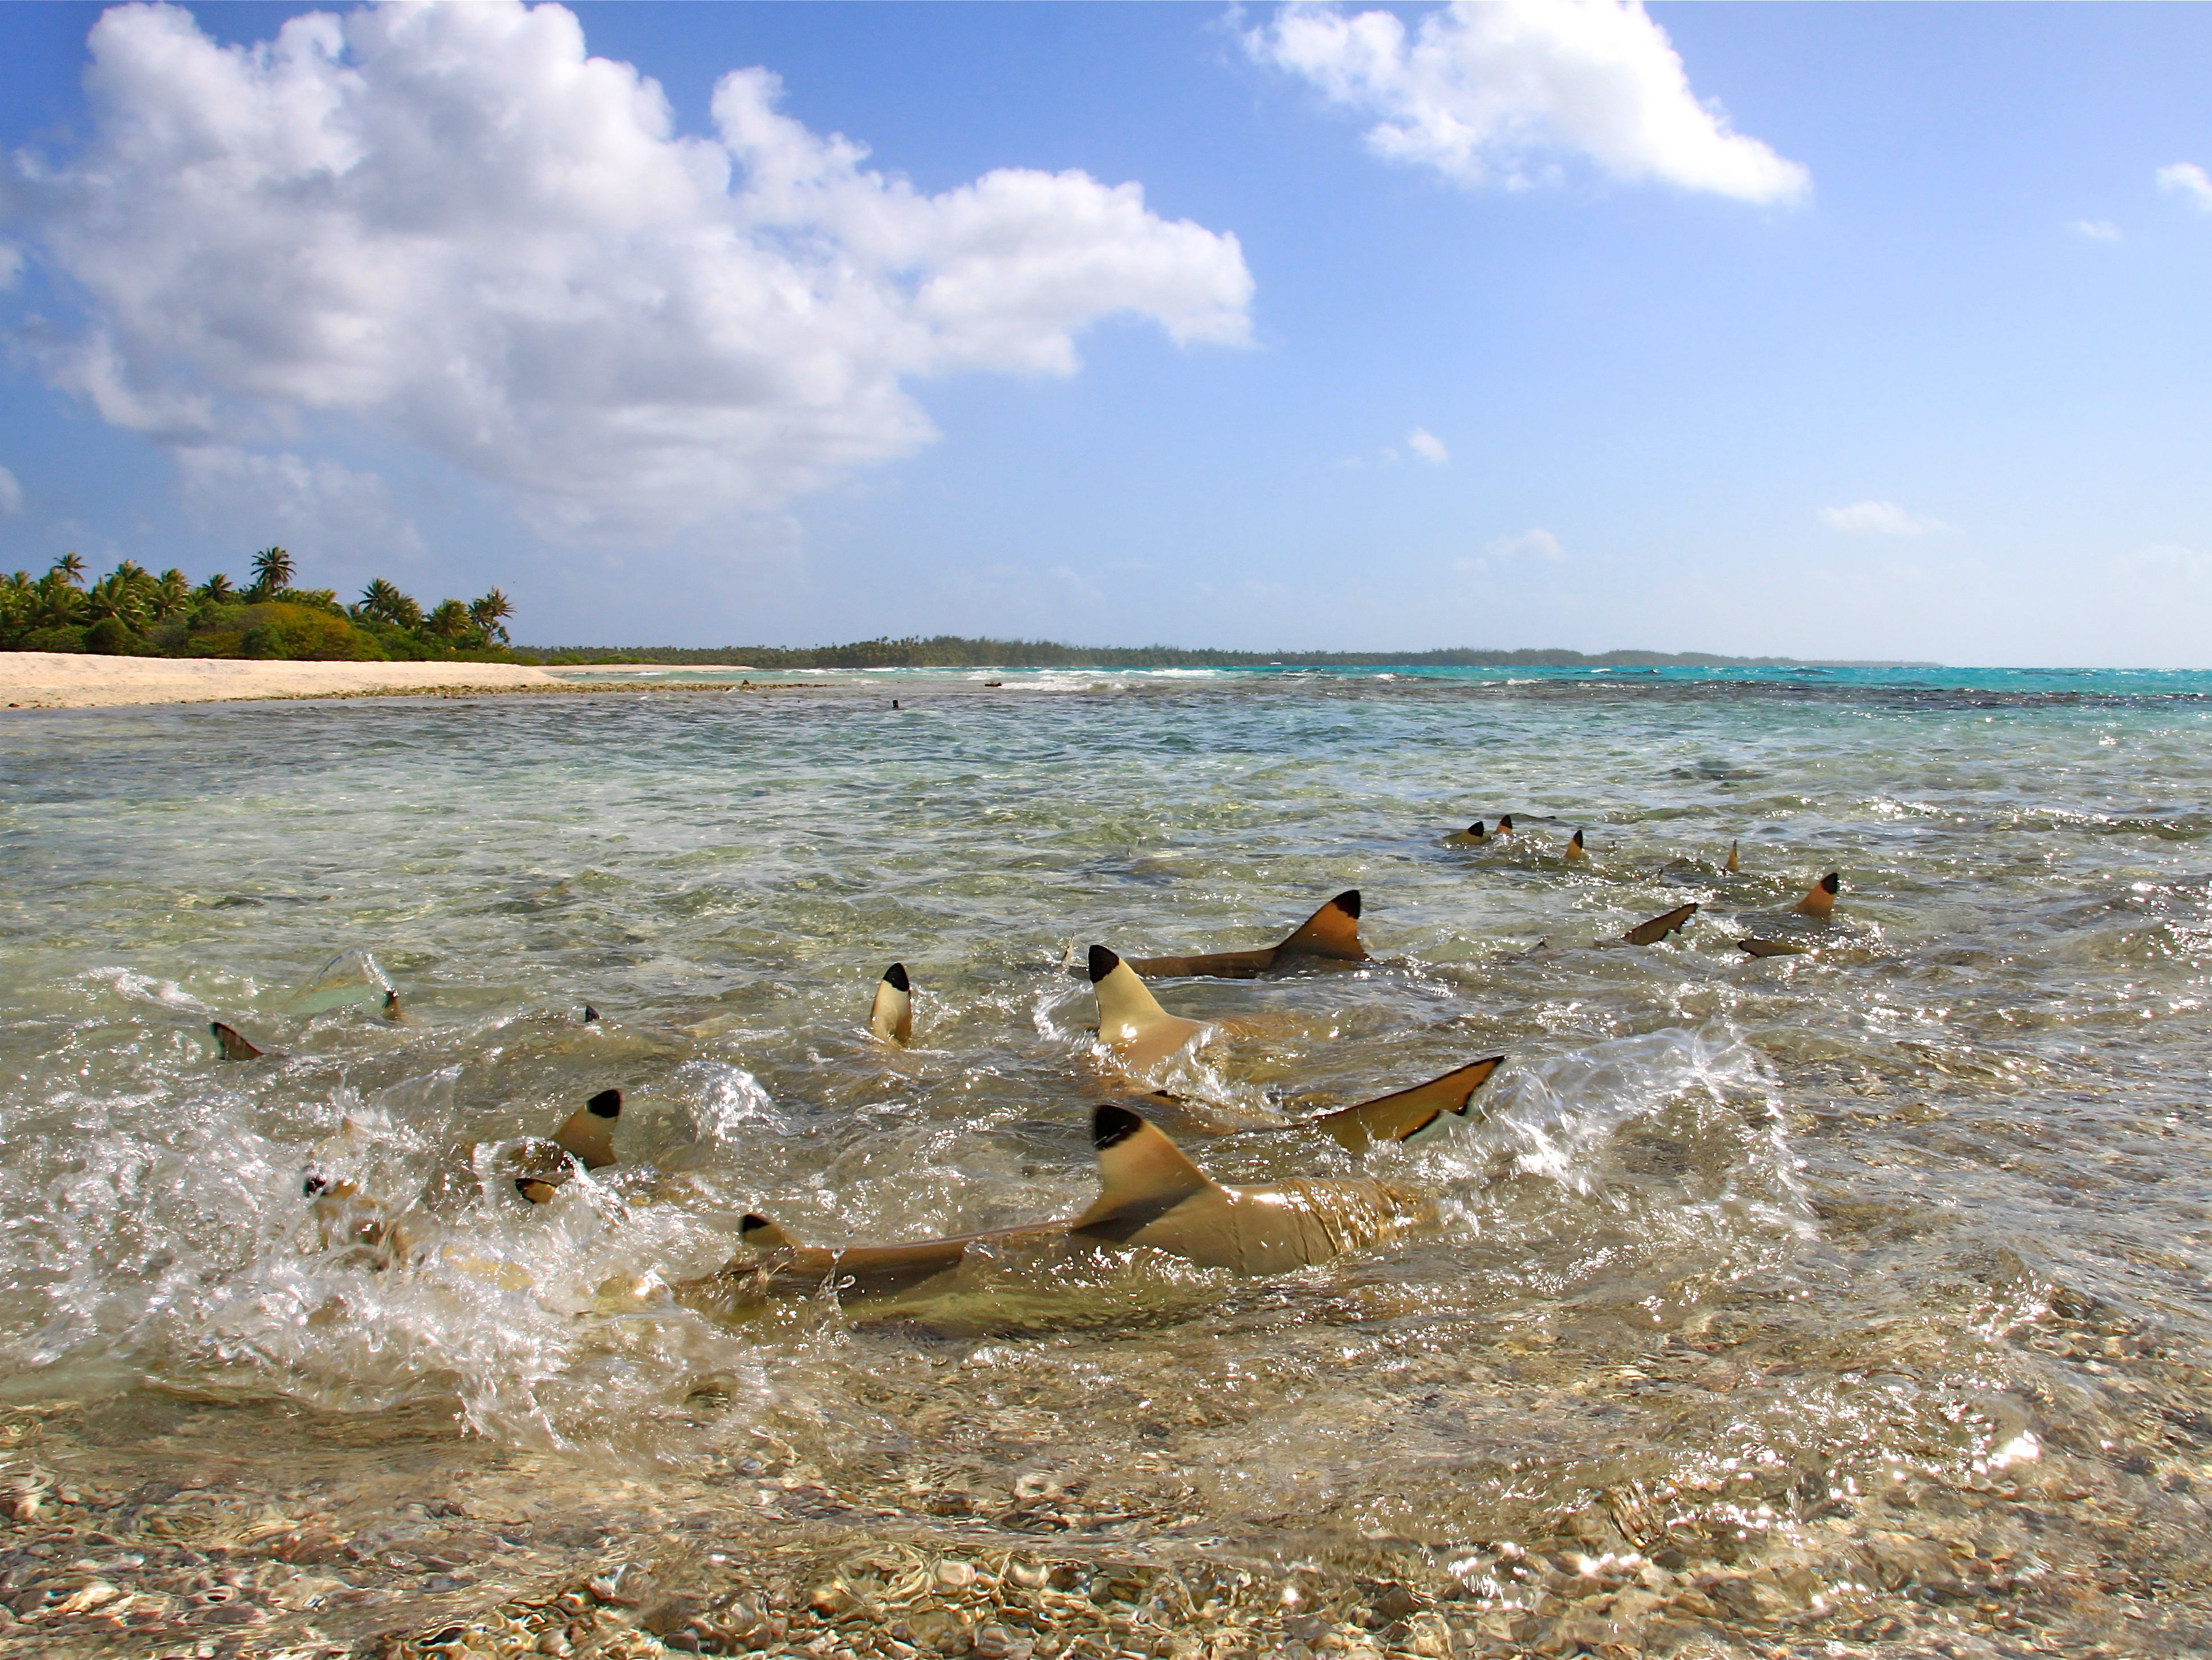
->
[[0, 652, 563, 709]]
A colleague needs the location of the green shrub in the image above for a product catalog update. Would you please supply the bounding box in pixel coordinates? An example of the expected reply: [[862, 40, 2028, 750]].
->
[[187, 602, 385, 661], [86, 618, 154, 655], [17, 625, 88, 653]]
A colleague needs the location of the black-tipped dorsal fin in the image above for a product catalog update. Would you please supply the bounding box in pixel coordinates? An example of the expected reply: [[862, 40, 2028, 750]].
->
[[210, 1021, 263, 1061], [1073, 1105, 1217, 1227], [583, 1004, 600, 1023], [1088, 948, 1209, 1068], [1563, 828, 1586, 863], [1310, 1056, 1505, 1150], [1622, 902, 1699, 946], [1795, 871, 1841, 918], [869, 963, 913, 1045], [1276, 890, 1365, 960], [1496, 814, 1515, 834], [739, 1213, 796, 1249], [554, 1090, 621, 1170], [1725, 839, 1740, 873]]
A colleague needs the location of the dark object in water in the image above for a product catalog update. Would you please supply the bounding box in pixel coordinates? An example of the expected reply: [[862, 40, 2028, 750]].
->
[[1622, 902, 1698, 945], [1738, 937, 1810, 958], [1444, 819, 1488, 846], [869, 963, 913, 1046], [583, 1004, 601, 1023], [892, 699, 900, 709], [554, 1088, 622, 1170], [382, 989, 405, 1022], [210, 1021, 264, 1061]]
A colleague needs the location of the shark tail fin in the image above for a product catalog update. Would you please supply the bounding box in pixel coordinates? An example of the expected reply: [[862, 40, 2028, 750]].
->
[[1795, 871, 1841, 918], [1073, 1105, 1218, 1228], [1311, 1056, 1505, 1150], [553, 1088, 622, 1170], [1623, 902, 1699, 945], [738, 1213, 798, 1250], [210, 1021, 263, 1061], [869, 963, 913, 1046], [1276, 890, 1365, 961], [1725, 839, 1740, 873], [1563, 829, 1586, 864]]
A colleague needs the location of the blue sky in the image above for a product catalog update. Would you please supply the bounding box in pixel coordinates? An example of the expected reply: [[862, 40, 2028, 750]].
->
[[2, 2, 2210, 663]]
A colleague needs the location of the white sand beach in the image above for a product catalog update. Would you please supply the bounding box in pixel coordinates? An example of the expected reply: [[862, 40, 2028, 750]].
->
[[0, 651, 562, 709]]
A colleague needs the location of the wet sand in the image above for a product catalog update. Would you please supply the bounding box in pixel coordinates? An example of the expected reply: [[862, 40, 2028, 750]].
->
[[0, 651, 561, 709]]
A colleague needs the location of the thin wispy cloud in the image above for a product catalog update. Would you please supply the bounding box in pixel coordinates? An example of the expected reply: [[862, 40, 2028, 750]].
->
[[1407, 427, 1449, 464], [0, 465, 21, 515], [2157, 163, 2212, 213], [1489, 527, 1566, 561], [1246, 0, 1808, 204], [2069, 219, 2120, 241], [1818, 501, 1952, 537], [10, 1, 1254, 542]]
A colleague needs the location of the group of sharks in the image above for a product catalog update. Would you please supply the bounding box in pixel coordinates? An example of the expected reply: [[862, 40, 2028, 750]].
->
[[230, 825, 1843, 1316]]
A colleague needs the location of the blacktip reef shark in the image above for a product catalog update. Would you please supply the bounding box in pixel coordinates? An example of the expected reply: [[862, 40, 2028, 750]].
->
[[210, 1021, 270, 1061], [1795, 872, 1843, 919], [1563, 828, 1588, 865], [1620, 902, 1699, 945], [1444, 814, 1519, 847], [678, 1102, 1433, 1311], [1124, 890, 1365, 980], [869, 963, 913, 1046]]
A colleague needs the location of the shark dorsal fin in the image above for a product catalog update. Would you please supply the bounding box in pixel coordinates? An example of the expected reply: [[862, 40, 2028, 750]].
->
[[869, 962, 913, 1046], [1276, 890, 1364, 960], [1073, 1105, 1217, 1227], [1089, 945, 1172, 1031], [1563, 829, 1586, 863], [1623, 902, 1699, 945], [210, 1021, 263, 1061], [1495, 814, 1514, 836], [739, 1213, 797, 1250], [1725, 839, 1740, 873], [553, 1088, 621, 1170], [1796, 872, 1841, 918]]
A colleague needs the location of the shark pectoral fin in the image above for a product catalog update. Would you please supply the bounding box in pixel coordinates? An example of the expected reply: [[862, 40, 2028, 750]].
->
[[1089, 946, 1209, 1065], [1737, 938, 1810, 958], [552, 1087, 621, 1170], [1725, 839, 1741, 872], [210, 1021, 263, 1061], [869, 963, 913, 1045], [1795, 872, 1841, 919], [1071, 1105, 1218, 1236], [1276, 890, 1365, 961], [1310, 1056, 1505, 1150], [1622, 902, 1700, 946], [1563, 829, 1586, 864], [1127, 948, 1279, 979]]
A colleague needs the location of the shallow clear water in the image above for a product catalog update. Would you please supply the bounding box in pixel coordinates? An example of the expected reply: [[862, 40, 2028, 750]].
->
[[4, 668, 2212, 1653]]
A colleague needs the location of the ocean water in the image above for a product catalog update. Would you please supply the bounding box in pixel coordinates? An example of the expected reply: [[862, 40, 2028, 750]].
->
[[3, 665, 2211, 1654]]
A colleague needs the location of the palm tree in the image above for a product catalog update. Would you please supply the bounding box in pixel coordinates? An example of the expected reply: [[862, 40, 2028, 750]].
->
[[467, 588, 514, 644], [152, 569, 192, 621], [249, 546, 295, 598], [424, 598, 475, 643], [53, 553, 86, 587], [34, 570, 84, 628], [197, 573, 236, 604], [82, 571, 149, 628], [357, 578, 422, 630]]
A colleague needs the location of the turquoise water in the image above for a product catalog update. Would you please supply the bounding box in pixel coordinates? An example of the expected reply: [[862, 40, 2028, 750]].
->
[[3, 665, 2211, 1650]]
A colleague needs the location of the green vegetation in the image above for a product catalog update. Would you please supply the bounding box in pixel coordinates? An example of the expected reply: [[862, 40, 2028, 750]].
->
[[523, 636, 1910, 670], [1, 549, 519, 662]]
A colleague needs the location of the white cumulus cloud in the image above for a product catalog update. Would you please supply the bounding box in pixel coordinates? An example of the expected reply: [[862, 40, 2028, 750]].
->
[[1246, 0, 1807, 204], [1817, 500, 1951, 537], [0, 466, 22, 514], [2157, 163, 2212, 213], [6, 1, 1254, 540], [1489, 526, 1564, 560], [1407, 426, 1449, 463], [175, 445, 428, 567]]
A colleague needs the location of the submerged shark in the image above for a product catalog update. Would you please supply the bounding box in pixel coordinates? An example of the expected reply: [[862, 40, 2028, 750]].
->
[[678, 1102, 1433, 1312], [1124, 890, 1365, 980]]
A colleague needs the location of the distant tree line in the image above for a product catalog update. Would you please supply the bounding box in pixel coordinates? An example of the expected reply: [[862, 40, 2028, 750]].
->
[[523, 635, 1860, 670], [2, 547, 518, 662]]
